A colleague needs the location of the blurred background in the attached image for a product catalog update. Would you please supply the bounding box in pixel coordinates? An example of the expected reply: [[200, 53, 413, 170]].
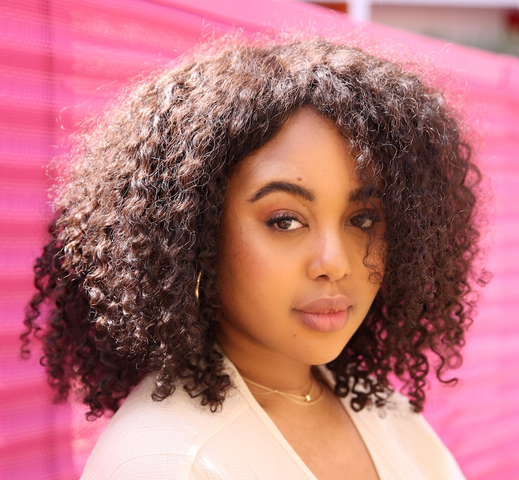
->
[[1, 1, 518, 479], [302, 0, 519, 56]]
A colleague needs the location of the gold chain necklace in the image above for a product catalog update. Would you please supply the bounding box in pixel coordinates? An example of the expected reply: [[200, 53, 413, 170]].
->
[[241, 375, 324, 405]]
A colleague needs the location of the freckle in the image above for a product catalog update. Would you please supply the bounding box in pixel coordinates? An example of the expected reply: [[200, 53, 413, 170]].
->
[[293, 334, 296, 337]]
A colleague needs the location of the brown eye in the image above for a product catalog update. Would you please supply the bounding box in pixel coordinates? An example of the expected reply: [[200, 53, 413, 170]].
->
[[350, 212, 379, 230], [277, 219, 298, 230], [266, 214, 305, 231], [356, 217, 373, 229]]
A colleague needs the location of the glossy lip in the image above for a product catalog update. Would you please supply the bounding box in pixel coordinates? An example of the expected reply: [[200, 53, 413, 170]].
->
[[293, 296, 352, 333]]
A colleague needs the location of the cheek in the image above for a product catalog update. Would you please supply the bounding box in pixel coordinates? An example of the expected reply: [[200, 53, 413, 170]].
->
[[219, 225, 290, 309]]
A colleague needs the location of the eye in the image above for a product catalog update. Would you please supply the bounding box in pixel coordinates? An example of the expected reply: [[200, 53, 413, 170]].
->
[[350, 211, 379, 230], [266, 213, 305, 232]]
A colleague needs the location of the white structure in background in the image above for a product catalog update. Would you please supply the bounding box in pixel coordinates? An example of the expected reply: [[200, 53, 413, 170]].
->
[[349, 0, 370, 21]]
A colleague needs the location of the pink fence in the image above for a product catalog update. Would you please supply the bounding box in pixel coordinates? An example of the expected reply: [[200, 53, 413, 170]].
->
[[1, 1, 518, 479]]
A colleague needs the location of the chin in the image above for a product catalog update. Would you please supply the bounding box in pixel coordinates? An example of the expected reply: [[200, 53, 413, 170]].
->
[[292, 336, 350, 366]]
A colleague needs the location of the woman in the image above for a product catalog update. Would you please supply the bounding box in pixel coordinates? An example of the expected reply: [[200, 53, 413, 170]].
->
[[22, 38, 485, 479]]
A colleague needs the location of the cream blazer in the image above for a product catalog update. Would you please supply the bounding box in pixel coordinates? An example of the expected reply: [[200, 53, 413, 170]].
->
[[80, 356, 466, 480]]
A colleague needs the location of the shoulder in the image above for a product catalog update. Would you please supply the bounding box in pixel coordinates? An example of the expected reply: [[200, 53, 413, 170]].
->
[[349, 391, 466, 480], [80, 375, 248, 480]]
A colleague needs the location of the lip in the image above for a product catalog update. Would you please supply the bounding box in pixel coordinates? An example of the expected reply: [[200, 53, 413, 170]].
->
[[294, 296, 352, 333]]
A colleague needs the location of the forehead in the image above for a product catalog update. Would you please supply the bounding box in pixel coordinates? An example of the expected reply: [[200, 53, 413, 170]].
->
[[229, 108, 362, 197]]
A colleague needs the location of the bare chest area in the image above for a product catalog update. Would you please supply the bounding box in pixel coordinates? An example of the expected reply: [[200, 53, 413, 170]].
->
[[265, 393, 380, 480]]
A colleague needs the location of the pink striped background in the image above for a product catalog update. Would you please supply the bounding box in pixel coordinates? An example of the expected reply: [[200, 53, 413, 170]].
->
[[1, 1, 518, 479]]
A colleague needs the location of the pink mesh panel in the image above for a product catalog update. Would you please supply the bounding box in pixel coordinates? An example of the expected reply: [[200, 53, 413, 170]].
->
[[1, 1, 518, 479]]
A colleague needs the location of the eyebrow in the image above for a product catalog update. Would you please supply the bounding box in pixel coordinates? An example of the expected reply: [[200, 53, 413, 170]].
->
[[248, 181, 382, 204], [348, 185, 382, 202], [248, 181, 316, 203]]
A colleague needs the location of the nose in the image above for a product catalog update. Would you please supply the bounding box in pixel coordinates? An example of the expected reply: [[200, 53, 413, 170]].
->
[[306, 229, 352, 282]]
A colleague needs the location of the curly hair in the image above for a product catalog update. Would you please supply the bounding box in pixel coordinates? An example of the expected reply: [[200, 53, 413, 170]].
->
[[22, 37, 486, 418]]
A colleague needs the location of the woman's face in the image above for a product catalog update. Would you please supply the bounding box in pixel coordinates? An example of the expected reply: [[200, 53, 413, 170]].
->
[[217, 109, 385, 366]]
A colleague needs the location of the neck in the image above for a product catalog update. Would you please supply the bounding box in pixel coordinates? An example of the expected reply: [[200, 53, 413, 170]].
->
[[215, 321, 315, 399]]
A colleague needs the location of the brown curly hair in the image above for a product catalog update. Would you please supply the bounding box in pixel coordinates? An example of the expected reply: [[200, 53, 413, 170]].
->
[[22, 37, 486, 419]]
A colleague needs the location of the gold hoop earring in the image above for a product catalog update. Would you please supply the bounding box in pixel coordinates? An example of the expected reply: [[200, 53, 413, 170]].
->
[[195, 272, 202, 301]]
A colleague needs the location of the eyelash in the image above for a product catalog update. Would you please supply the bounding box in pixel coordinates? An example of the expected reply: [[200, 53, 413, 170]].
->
[[265, 210, 380, 233], [265, 213, 305, 233]]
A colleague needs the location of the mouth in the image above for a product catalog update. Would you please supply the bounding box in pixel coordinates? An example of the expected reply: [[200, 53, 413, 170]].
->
[[293, 296, 352, 333]]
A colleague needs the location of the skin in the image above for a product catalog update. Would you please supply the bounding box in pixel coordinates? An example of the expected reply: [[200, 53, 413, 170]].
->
[[216, 108, 385, 480]]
